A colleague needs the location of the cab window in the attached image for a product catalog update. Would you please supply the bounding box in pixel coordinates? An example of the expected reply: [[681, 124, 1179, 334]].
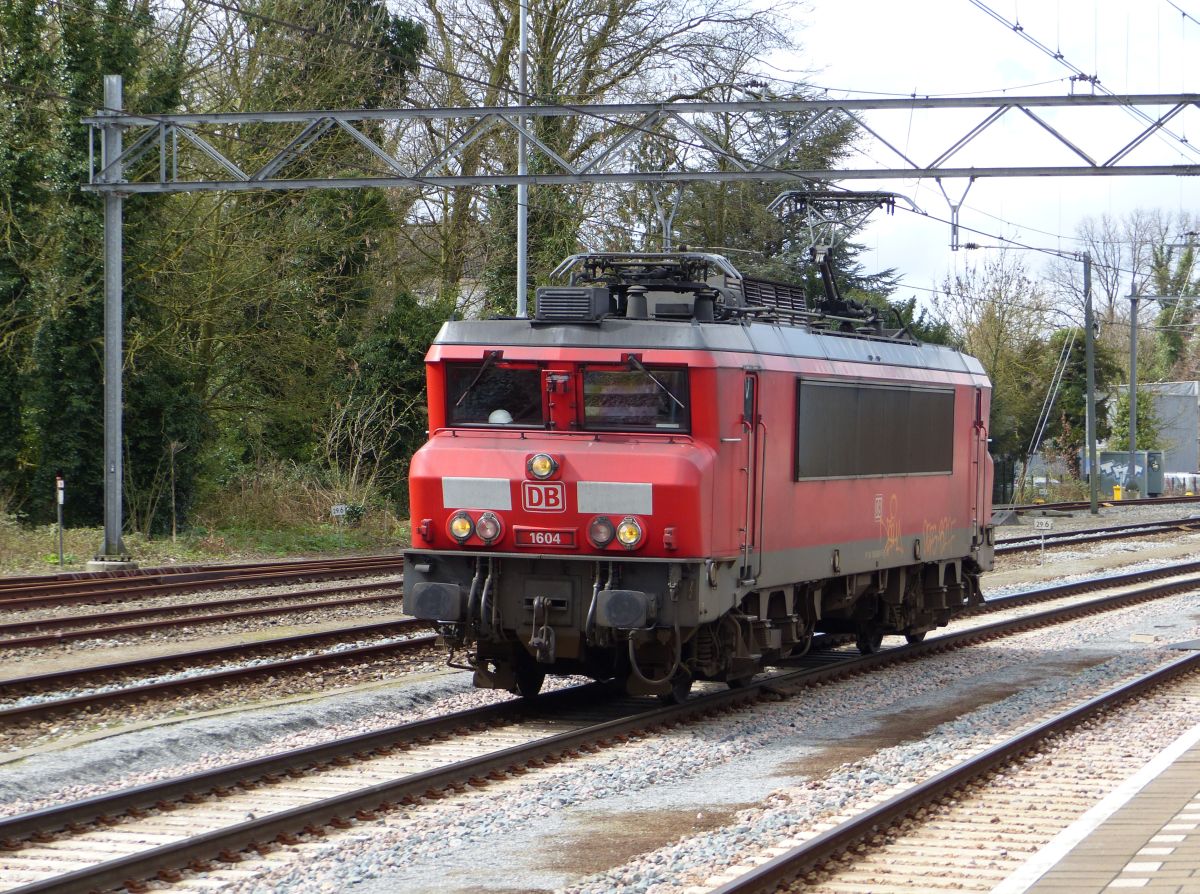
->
[[446, 362, 544, 427], [581, 367, 690, 432]]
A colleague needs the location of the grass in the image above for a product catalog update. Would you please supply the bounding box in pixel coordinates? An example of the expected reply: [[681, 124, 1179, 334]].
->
[[0, 462, 414, 576], [0, 515, 410, 576]]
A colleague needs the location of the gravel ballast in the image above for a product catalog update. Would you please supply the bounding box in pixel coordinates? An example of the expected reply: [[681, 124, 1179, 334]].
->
[[5, 504, 1199, 893], [203, 590, 1200, 894]]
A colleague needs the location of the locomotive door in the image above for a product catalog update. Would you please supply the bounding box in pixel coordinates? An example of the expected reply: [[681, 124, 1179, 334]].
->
[[740, 372, 763, 583], [971, 387, 986, 544]]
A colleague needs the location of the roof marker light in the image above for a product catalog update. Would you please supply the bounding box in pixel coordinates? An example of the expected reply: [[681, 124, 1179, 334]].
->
[[527, 453, 559, 480]]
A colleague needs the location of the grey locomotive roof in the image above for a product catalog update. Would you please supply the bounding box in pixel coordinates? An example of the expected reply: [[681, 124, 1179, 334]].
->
[[433, 318, 987, 378]]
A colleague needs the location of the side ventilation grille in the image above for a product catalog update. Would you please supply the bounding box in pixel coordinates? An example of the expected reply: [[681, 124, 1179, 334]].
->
[[742, 277, 808, 314], [534, 286, 611, 323]]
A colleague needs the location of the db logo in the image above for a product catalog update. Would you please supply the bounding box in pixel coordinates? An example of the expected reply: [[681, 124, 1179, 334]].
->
[[523, 481, 566, 513]]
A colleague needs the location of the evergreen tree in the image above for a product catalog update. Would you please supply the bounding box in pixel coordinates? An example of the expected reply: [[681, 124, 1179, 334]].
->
[[0, 1, 55, 511], [1108, 390, 1162, 453], [1041, 328, 1121, 478], [14, 1, 190, 527]]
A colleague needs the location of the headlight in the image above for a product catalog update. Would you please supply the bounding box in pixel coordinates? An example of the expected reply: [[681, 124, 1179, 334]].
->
[[616, 516, 644, 549], [448, 511, 474, 542], [588, 516, 615, 547], [527, 453, 558, 480], [476, 512, 503, 544]]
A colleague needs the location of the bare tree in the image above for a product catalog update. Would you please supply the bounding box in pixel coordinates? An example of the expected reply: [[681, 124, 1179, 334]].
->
[[394, 0, 800, 304], [322, 386, 421, 509], [931, 253, 1058, 463], [1043, 209, 1200, 384]]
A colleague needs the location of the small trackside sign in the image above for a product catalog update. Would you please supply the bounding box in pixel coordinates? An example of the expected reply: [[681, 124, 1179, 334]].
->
[[522, 480, 566, 512]]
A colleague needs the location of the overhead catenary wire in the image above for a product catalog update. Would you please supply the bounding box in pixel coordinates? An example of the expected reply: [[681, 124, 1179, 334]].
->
[[968, 0, 1200, 162], [20, 2, 1198, 221], [1023, 327, 1078, 493], [8, 0, 1197, 310], [1163, 0, 1200, 29]]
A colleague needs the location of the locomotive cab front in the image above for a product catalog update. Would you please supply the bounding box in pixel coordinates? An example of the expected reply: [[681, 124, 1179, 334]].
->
[[404, 338, 731, 699]]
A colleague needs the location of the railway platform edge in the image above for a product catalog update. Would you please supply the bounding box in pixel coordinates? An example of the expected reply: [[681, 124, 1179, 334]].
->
[[994, 717, 1200, 893]]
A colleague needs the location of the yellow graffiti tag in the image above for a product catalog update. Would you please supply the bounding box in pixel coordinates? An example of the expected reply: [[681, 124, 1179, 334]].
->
[[921, 515, 955, 557], [880, 494, 903, 556]]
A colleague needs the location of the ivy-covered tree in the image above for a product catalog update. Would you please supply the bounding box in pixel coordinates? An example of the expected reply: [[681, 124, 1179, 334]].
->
[[0, 0, 56, 511], [0, 0, 428, 534], [1108, 389, 1162, 453], [0, 0, 189, 526], [1146, 241, 1197, 380], [1040, 327, 1121, 479]]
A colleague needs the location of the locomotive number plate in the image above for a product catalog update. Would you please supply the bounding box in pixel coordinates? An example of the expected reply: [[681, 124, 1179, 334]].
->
[[514, 526, 577, 548]]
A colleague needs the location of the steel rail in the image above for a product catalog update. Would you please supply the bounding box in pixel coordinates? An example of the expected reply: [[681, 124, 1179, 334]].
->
[[0, 553, 402, 588], [995, 516, 1200, 555], [5, 558, 1199, 725], [1002, 493, 1200, 513], [970, 558, 1200, 613], [709, 649, 1200, 894], [0, 633, 435, 725], [0, 681, 616, 845], [3, 683, 759, 894], [0, 621, 432, 724], [0, 581, 404, 647], [0, 556, 403, 604], [6, 566, 1200, 893]]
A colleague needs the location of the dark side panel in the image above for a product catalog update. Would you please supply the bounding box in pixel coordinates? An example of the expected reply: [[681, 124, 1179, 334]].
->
[[795, 380, 955, 479]]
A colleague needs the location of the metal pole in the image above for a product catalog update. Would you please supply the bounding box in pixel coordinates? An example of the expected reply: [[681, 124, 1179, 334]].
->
[[99, 74, 128, 559], [1083, 252, 1099, 515], [1127, 294, 1139, 495], [515, 0, 529, 318], [56, 475, 64, 567]]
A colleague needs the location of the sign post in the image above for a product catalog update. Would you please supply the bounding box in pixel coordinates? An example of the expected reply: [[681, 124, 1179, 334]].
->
[[56, 475, 65, 567], [331, 503, 348, 549], [1033, 517, 1053, 564]]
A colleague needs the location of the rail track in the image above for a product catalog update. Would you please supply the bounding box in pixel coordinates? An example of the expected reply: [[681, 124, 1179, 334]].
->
[[0, 619, 433, 729], [2, 560, 1199, 894], [1002, 493, 1200, 513], [5, 556, 1200, 734], [7, 514, 1193, 647], [0, 578, 404, 648], [995, 515, 1200, 555], [0, 555, 404, 609], [707, 651, 1200, 894], [2, 510, 1184, 650]]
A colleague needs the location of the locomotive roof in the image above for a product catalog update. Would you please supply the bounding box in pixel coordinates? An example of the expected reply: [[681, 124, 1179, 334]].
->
[[431, 317, 987, 379]]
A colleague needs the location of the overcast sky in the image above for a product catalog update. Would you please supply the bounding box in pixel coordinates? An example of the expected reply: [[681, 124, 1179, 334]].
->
[[766, 0, 1200, 304]]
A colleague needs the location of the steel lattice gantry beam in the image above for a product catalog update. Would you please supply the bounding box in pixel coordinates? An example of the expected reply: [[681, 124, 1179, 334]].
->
[[84, 93, 1200, 194], [83, 88, 1200, 561]]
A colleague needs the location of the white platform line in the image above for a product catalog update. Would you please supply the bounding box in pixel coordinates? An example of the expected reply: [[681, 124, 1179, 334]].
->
[[990, 720, 1200, 894]]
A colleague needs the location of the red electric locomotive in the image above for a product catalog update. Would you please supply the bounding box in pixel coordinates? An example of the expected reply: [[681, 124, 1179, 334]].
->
[[404, 251, 994, 700]]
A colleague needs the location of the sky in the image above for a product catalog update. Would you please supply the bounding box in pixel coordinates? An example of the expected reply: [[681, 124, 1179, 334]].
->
[[764, 0, 1200, 305]]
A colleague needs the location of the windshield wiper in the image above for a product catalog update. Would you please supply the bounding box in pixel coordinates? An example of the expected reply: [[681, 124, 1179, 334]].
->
[[626, 354, 685, 410], [454, 350, 502, 408]]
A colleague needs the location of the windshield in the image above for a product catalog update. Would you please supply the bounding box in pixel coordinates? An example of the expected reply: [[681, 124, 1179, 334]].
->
[[446, 363, 544, 426], [581, 367, 690, 432]]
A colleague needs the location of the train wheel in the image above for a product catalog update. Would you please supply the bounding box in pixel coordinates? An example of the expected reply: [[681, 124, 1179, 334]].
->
[[658, 670, 693, 704], [904, 631, 927, 644], [855, 627, 884, 655], [514, 663, 546, 699]]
